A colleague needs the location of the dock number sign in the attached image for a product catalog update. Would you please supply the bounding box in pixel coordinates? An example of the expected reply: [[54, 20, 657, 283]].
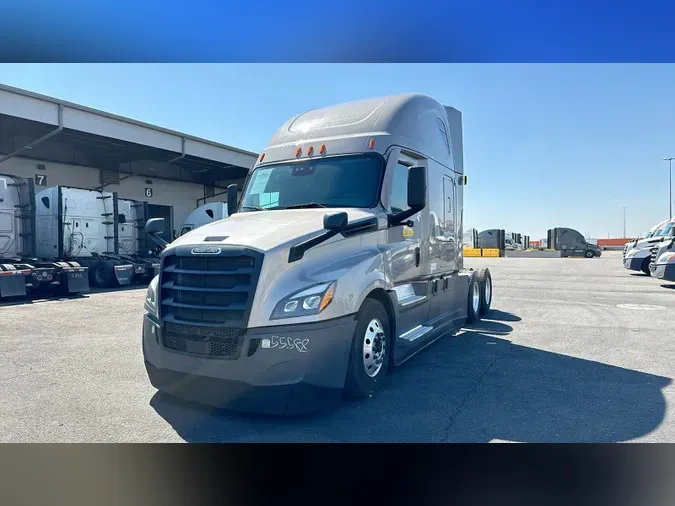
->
[[35, 174, 47, 186], [145, 188, 153, 198]]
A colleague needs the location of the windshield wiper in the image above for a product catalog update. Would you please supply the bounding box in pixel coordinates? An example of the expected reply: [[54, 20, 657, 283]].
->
[[284, 202, 328, 209], [241, 205, 268, 211]]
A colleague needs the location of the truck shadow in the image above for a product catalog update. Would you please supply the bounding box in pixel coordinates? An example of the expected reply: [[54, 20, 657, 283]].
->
[[150, 310, 670, 443]]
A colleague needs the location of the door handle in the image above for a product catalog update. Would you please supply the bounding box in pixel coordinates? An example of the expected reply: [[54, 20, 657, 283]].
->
[[415, 247, 420, 267]]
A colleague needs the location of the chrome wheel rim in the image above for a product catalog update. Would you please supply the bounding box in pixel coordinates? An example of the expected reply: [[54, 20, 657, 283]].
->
[[472, 282, 480, 314], [485, 277, 492, 306], [363, 318, 386, 378]]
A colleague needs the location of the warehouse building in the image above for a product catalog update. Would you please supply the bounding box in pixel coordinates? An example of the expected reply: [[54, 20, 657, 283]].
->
[[0, 83, 258, 242]]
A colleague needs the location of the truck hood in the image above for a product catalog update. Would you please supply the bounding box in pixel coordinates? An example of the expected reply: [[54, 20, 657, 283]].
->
[[167, 208, 377, 252]]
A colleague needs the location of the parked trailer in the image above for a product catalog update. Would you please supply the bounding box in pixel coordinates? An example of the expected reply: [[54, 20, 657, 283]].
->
[[547, 227, 602, 258], [0, 174, 89, 299], [34, 186, 159, 289], [141, 93, 494, 415], [623, 219, 673, 275]]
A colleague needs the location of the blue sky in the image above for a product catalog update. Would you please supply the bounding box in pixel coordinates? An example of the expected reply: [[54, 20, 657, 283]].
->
[[0, 64, 673, 239]]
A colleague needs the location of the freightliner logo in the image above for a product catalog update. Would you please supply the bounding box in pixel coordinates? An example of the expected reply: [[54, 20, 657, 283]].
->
[[191, 247, 222, 255]]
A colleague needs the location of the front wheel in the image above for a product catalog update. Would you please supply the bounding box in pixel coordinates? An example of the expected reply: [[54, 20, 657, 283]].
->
[[641, 257, 651, 275], [585, 250, 595, 258], [344, 299, 391, 398]]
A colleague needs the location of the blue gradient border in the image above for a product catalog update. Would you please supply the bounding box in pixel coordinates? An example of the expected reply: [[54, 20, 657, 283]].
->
[[2, 0, 675, 62]]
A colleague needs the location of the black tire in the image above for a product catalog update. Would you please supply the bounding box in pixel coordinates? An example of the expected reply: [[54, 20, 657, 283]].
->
[[584, 250, 595, 258], [641, 257, 652, 275], [344, 298, 391, 399], [466, 273, 481, 324], [90, 260, 114, 288], [477, 268, 492, 315]]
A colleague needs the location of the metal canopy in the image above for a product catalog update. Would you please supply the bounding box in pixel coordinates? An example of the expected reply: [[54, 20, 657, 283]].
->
[[0, 112, 251, 189]]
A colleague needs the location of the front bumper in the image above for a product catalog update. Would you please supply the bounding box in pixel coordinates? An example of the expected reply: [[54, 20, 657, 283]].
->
[[652, 263, 675, 281], [143, 314, 358, 415], [623, 256, 644, 270]]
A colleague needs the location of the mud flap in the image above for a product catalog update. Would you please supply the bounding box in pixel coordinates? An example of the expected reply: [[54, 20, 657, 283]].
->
[[0, 273, 28, 298], [113, 265, 134, 285], [62, 268, 90, 294]]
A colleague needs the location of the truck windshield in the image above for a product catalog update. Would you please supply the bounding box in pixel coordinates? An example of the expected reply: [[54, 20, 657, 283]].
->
[[656, 222, 674, 237], [240, 155, 383, 211]]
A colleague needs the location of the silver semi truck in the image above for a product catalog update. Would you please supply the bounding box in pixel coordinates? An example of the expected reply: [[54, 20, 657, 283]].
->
[[141, 93, 493, 414], [1, 174, 90, 299]]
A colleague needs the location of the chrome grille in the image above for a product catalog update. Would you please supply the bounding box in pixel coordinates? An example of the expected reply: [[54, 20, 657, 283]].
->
[[650, 246, 659, 264], [159, 249, 262, 328]]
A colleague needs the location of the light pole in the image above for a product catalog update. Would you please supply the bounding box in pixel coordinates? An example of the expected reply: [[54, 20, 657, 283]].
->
[[664, 157, 674, 219], [621, 206, 627, 238]]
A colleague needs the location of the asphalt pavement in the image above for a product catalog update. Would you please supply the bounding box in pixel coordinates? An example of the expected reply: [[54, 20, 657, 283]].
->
[[1, 250, 674, 442]]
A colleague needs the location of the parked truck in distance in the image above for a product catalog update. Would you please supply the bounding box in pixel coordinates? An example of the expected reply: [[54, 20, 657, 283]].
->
[[35, 185, 160, 288], [178, 202, 228, 237], [623, 218, 674, 275], [1, 174, 89, 299], [478, 229, 505, 252], [649, 220, 675, 282], [546, 227, 602, 258], [141, 93, 493, 415]]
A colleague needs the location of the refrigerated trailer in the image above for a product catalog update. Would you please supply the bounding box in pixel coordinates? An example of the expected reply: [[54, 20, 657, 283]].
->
[[0, 174, 89, 299], [141, 93, 494, 415], [34, 186, 160, 288]]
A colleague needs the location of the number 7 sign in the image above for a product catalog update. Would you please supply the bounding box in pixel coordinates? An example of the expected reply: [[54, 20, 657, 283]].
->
[[35, 174, 47, 186]]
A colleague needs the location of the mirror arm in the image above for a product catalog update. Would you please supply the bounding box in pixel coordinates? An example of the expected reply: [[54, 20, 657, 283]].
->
[[146, 233, 168, 249], [388, 206, 422, 227], [288, 229, 341, 263]]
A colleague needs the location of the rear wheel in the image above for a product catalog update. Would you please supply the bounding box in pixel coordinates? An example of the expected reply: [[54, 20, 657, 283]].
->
[[90, 260, 114, 288], [466, 273, 481, 324], [344, 299, 391, 398], [477, 268, 492, 315]]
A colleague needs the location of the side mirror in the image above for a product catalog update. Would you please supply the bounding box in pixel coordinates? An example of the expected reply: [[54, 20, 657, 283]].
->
[[323, 212, 348, 232], [407, 166, 427, 209], [145, 218, 165, 236], [227, 184, 238, 216]]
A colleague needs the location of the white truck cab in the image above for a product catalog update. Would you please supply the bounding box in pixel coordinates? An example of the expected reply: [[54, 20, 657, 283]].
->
[[624, 218, 674, 275], [178, 202, 228, 237], [648, 218, 675, 282], [141, 94, 493, 415]]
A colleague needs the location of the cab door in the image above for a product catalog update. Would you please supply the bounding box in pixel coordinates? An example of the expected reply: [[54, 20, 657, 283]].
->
[[384, 151, 431, 343]]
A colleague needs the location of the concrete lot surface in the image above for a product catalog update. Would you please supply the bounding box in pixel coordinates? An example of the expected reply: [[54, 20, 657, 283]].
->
[[1, 250, 674, 442]]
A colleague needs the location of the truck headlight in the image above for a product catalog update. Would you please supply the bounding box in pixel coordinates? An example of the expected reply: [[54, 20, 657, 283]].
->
[[144, 275, 159, 318], [271, 281, 336, 320], [625, 249, 637, 258]]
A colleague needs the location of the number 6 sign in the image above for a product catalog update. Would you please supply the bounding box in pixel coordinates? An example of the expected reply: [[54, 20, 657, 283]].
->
[[145, 188, 153, 198]]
